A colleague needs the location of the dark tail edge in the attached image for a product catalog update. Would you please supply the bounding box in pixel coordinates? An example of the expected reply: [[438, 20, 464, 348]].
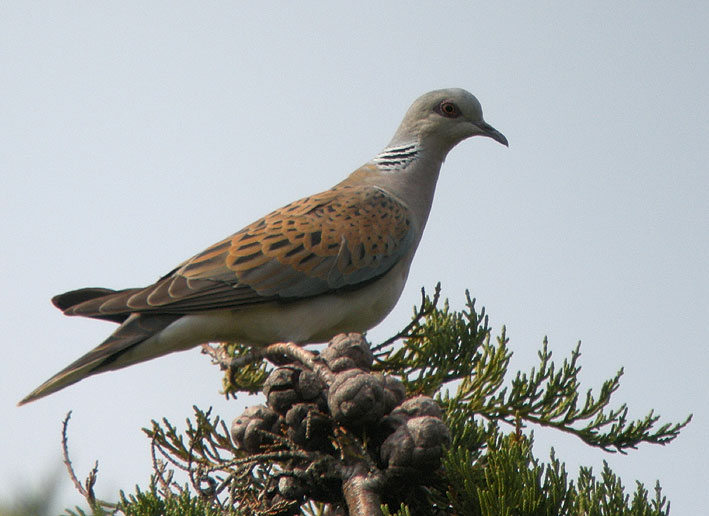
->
[[52, 287, 120, 311], [52, 287, 136, 323]]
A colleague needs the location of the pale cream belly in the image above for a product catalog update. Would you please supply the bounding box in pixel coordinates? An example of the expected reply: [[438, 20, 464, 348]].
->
[[119, 260, 411, 367]]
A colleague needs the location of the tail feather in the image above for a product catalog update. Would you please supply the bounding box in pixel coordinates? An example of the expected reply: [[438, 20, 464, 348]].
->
[[18, 313, 179, 405], [52, 287, 119, 311], [52, 287, 142, 323]]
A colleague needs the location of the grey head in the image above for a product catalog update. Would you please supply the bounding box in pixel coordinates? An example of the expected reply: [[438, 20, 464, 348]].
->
[[389, 88, 508, 155]]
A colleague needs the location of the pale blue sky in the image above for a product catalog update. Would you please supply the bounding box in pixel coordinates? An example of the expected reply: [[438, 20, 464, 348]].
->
[[2, 2, 707, 513]]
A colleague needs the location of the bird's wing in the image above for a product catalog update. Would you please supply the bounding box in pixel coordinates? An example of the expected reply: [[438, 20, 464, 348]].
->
[[59, 182, 415, 319]]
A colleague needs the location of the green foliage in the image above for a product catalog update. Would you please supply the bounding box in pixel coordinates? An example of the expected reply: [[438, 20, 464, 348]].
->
[[218, 343, 271, 395], [442, 432, 671, 516], [374, 284, 496, 395], [144, 407, 238, 477], [116, 483, 231, 516], [142, 408, 300, 514], [573, 464, 670, 516], [61, 482, 234, 516], [377, 286, 690, 454], [380, 503, 412, 516], [62, 285, 690, 515]]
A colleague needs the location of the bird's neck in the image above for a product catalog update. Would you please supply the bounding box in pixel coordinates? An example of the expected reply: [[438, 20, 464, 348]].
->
[[371, 142, 421, 171], [368, 140, 445, 240]]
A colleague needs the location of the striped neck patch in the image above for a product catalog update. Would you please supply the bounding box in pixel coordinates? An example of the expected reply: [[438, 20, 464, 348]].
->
[[373, 143, 420, 171]]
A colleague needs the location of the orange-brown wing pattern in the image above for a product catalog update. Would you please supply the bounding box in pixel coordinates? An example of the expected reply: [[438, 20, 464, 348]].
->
[[60, 184, 414, 318], [183, 183, 414, 297]]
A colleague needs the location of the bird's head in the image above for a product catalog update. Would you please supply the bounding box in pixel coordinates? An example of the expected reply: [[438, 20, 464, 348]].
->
[[392, 88, 508, 154]]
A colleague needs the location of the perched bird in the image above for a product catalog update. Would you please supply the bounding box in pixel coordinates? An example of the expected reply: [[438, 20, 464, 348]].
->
[[19, 88, 507, 405]]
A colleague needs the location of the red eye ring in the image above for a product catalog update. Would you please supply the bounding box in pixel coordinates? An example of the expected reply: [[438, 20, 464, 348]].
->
[[436, 101, 460, 118]]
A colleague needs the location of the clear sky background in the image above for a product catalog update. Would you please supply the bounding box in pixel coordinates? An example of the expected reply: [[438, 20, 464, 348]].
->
[[2, 2, 707, 514]]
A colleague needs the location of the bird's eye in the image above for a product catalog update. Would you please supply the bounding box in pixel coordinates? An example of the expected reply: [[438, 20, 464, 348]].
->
[[436, 101, 460, 118]]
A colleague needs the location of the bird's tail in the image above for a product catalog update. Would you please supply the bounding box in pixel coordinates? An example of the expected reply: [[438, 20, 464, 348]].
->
[[52, 287, 143, 323], [18, 313, 179, 405]]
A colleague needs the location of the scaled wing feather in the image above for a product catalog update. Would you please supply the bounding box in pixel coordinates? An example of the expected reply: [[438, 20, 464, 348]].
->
[[62, 184, 414, 318]]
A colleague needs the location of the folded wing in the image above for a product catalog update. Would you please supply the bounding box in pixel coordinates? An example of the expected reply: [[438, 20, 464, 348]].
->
[[55, 183, 415, 319]]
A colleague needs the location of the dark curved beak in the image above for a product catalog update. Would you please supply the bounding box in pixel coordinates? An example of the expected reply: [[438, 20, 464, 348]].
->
[[477, 121, 508, 147]]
